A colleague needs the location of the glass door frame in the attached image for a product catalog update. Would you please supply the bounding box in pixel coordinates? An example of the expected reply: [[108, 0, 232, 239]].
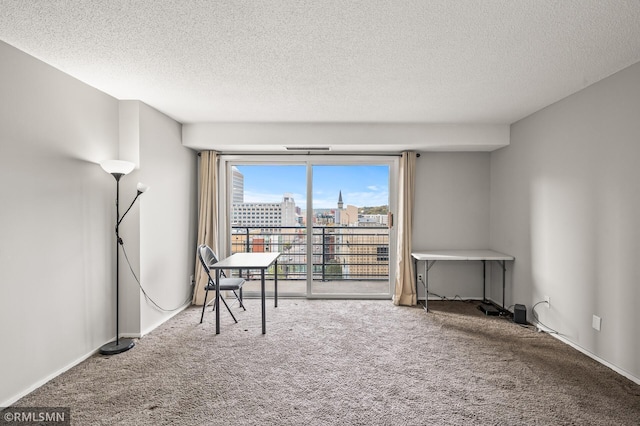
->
[[219, 154, 399, 300]]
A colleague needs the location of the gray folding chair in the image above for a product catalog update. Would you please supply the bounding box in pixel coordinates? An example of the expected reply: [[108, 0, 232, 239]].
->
[[197, 244, 246, 324]]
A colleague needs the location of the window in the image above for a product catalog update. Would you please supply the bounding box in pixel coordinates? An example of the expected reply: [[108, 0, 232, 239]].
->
[[376, 246, 389, 262], [221, 156, 397, 299]]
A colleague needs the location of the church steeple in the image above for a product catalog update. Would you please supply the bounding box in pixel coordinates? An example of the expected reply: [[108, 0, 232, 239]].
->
[[337, 190, 344, 209]]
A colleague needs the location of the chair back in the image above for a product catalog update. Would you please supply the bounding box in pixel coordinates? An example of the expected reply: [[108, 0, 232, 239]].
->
[[198, 244, 229, 281], [198, 244, 219, 272]]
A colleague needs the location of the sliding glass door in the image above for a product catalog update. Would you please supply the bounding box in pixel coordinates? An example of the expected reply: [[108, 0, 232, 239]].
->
[[228, 163, 307, 297], [221, 156, 397, 299], [310, 164, 391, 296]]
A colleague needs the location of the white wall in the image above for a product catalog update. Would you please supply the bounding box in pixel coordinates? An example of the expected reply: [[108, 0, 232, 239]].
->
[[138, 102, 197, 335], [413, 152, 492, 300], [107, 100, 198, 338], [117, 101, 142, 336], [0, 41, 118, 406], [0, 42, 198, 406], [490, 61, 640, 381]]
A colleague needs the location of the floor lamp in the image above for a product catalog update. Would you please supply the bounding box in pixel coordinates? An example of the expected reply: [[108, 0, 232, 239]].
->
[[99, 160, 149, 355]]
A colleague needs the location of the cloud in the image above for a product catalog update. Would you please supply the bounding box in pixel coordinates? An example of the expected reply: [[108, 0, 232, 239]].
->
[[344, 191, 389, 208]]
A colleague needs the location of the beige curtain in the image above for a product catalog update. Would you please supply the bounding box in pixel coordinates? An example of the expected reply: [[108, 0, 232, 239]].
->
[[393, 151, 417, 306], [192, 151, 219, 305]]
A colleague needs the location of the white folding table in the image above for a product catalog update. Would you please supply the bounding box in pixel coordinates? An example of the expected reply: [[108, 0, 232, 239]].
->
[[411, 250, 514, 312], [209, 252, 280, 334]]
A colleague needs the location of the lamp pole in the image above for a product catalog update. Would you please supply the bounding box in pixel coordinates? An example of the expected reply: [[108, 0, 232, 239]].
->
[[100, 172, 135, 355], [98, 160, 147, 356]]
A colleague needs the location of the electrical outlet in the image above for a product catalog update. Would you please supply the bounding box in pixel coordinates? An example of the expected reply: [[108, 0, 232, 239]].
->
[[592, 315, 601, 331], [417, 274, 423, 283], [544, 295, 550, 308]]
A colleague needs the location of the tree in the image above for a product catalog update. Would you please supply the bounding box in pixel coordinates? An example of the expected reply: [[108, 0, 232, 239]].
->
[[325, 259, 343, 279], [360, 205, 388, 215]]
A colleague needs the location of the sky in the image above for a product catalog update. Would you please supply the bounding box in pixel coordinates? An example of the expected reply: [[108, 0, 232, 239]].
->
[[235, 164, 389, 209]]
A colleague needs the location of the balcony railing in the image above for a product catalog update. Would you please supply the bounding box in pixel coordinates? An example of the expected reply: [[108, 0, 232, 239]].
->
[[231, 225, 389, 281]]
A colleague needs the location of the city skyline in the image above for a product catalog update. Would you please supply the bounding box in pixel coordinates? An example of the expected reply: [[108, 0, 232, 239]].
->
[[235, 164, 389, 209]]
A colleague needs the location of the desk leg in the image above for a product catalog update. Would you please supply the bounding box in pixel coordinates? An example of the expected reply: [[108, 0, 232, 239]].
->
[[482, 260, 486, 302], [500, 260, 506, 310], [424, 260, 429, 312], [215, 269, 221, 335], [413, 258, 418, 306], [261, 268, 266, 334], [274, 260, 278, 308]]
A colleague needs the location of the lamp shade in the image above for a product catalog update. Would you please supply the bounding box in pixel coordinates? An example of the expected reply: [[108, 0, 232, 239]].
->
[[100, 160, 135, 175], [137, 182, 150, 193]]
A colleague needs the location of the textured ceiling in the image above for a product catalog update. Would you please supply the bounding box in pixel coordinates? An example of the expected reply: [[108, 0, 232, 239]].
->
[[1, 1, 640, 125]]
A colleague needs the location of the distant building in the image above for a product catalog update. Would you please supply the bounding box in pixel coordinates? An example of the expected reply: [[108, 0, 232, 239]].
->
[[281, 193, 298, 227], [231, 166, 244, 204], [339, 205, 359, 226], [315, 210, 335, 225], [339, 227, 389, 279], [332, 191, 389, 278], [232, 192, 299, 228], [359, 214, 388, 226], [335, 191, 359, 226]]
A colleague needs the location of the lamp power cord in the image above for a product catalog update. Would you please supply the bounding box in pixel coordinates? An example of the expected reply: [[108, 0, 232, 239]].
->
[[531, 300, 560, 334], [120, 240, 193, 312]]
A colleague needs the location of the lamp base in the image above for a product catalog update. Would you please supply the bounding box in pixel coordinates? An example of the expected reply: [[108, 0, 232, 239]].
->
[[99, 338, 135, 355]]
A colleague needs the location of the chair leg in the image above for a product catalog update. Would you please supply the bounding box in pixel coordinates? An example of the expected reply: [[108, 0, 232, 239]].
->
[[200, 289, 209, 324], [211, 285, 217, 312], [240, 288, 246, 310], [233, 290, 246, 311], [219, 295, 238, 323]]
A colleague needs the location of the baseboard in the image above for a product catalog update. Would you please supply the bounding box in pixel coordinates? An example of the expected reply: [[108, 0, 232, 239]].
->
[[535, 322, 640, 386], [421, 296, 484, 301], [1, 347, 100, 408]]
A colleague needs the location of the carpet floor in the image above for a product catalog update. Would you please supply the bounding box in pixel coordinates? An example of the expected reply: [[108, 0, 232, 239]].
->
[[9, 299, 640, 425]]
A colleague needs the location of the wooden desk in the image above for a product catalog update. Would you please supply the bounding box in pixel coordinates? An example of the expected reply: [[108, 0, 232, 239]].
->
[[209, 252, 280, 334], [411, 250, 514, 312]]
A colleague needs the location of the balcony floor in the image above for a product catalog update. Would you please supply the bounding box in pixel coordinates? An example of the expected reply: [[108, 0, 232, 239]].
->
[[239, 278, 391, 296]]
